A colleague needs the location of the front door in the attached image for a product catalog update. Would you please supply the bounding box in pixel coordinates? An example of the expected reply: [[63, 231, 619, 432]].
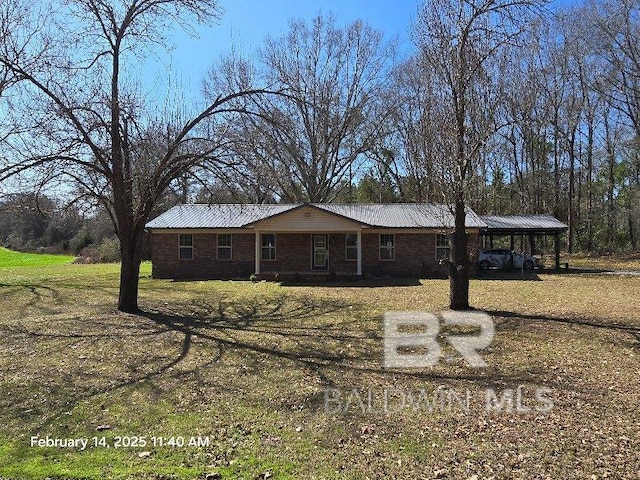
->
[[312, 234, 329, 271]]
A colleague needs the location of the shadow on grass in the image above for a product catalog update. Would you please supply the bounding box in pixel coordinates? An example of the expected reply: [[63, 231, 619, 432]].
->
[[143, 297, 364, 364], [139, 296, 563, 389], [488, 309, 640, 334], [489, 308, 640, 356], [1, 293, 378, 429], [2, 291, 590, 431], [474, 270, 543, 281], [0, 281, 121, 319], [277, 277, 425, 287], [0, 282, 64, 314]]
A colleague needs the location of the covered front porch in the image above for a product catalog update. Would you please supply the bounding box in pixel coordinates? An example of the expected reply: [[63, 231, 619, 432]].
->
[[253, 231, 363, 276]]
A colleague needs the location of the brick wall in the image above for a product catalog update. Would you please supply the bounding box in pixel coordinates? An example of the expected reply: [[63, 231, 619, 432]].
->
[[259, 233, 307, 273], [151, 233, 254, 279], [328, 233, 358, 274], [361, 232, 480, 277], [151, 231, 480, 279], [362, 232, 442, 277]]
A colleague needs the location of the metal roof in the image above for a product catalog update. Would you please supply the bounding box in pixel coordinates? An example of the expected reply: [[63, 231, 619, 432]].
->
[[315, 203, 487, 228], [145, 204, 296, 229], [145, 203, 488, 229], [480, 215, 568, 232]]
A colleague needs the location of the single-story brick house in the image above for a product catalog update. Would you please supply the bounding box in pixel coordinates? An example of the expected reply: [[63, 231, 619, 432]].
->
[[144, 203, 486, 280]]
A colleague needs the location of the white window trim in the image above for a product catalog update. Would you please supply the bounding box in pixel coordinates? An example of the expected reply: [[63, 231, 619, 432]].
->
[[435, 232, 451, 261], [345, 233, 358, 261], [261, 233, 277, 261], [217, 233, 233, 260], [379, 233, 395, 261], [178, 234, 193, 261]]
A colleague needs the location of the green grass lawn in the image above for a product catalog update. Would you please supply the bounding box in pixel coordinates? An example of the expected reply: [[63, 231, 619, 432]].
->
[[0, 260, 639, 479], [0, 247, 75, 268]]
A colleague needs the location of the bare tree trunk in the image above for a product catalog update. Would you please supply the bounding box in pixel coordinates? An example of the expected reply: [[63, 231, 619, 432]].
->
[[449, 196, 469, 310], [567, 129, 576, 253], [119, 241, 142, 312], [604, 116, 616, 249], [553, 112, 561, 219], [117, 219, 145, 312], [586, 117, 594, 251]]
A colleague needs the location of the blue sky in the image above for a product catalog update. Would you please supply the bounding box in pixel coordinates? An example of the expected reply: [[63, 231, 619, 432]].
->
[[144, 0, 571, 104], [145, 0, 420, 100]]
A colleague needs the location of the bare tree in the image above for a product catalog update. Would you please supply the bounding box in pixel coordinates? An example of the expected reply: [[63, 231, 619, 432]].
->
[[0, 0, 270, 312], [217, 13, 395, 202], [378, 57, 446, 203], [0, 0, 31, 154], [589, 0, 640, 138], [415, 0, 541, 309]]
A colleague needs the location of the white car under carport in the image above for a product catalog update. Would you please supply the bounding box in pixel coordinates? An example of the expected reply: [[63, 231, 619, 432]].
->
[[477, 249, 539, 270]]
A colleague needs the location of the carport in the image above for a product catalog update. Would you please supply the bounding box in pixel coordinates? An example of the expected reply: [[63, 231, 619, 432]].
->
[[479, 215, 569, 270]]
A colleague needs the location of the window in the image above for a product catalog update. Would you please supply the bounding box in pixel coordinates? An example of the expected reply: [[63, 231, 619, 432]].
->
[[217, 234, 232, 260], [179, 234, 193, 260], [436, 233, 450, 261], [261, 234, 276, 260], [379, 234, 395, 260], [345, 233, 358, 261]]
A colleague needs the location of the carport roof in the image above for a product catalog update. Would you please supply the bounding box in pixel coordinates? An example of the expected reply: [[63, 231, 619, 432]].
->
[[480, 215, 568, 234]]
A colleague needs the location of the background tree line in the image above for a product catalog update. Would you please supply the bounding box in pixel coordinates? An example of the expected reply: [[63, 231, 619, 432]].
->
[[0, 192, 123, 261]]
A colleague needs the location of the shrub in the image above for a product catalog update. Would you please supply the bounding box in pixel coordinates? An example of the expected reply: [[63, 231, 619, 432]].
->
[[74, 237, 120, 264], [70, 227, 93, 254], [98, 237, 121, 263]]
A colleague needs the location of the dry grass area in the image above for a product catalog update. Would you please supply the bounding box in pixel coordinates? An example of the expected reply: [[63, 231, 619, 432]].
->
[[0, 262, 639, 479], [563, 252, 640, 271]]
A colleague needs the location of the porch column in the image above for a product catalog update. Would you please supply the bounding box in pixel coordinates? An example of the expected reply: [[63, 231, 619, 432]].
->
[[254, 231, 261, 275], [529, 234, 536, 255], [554, 231, 561, 270], [356, 230, 362, 276]]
